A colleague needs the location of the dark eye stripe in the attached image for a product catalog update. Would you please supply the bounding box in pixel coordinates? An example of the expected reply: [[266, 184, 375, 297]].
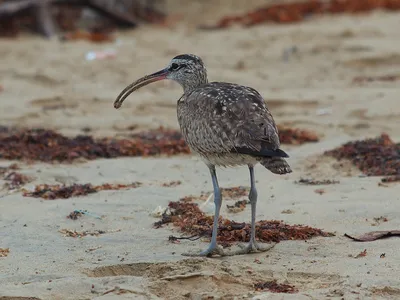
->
[[170, 63, 186, 71]]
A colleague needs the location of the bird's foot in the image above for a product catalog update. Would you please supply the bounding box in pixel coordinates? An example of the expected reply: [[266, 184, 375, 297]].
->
[[182, 244, 226, 257], [226, 241, 276, 256]]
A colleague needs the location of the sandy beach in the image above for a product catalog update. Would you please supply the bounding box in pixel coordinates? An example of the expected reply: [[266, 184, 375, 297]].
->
[[1, 1, 400, 299]]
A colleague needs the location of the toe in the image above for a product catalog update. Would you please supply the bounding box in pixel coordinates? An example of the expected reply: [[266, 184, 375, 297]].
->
[[182, 245, 224, 257], [255, 242, 276, 252]]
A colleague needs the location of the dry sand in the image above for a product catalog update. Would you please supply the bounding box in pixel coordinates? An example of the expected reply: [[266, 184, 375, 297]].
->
[[1, 1, 400, 299]]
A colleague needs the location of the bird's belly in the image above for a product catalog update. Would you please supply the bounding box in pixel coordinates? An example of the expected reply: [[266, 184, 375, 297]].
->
[[177, 105, 259, 167], [198, 153, 260, 168]]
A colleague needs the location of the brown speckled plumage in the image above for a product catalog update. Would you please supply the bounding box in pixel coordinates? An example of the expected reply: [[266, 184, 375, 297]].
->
[[178, 81, 291, 174], [114, 54, 292, 257]]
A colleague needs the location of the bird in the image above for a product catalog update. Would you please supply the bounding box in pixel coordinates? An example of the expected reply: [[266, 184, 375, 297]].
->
[[114, 54, 292, 257]]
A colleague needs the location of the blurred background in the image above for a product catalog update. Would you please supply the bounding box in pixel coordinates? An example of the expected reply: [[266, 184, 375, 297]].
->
[[1, 3, 399, 298], [0, 0, 399, 140]]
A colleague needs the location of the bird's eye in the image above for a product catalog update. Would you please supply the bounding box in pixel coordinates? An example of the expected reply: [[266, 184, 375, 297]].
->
[[170, 63, 180, 71]]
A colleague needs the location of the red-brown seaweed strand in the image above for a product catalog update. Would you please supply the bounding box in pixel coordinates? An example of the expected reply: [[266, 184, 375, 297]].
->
[[23, 182, 142, 200], [325, 134, 399, 177], [0, 126, 317, 163], [0, 163, 31, 190], [155, 200, 333, 244], [254, 280, 298, 293], [0, 127, 189, 163], [202, 0, 400, 29]]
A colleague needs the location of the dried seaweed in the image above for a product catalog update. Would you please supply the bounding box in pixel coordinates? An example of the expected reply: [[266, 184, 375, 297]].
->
[[254, 280, 298, 293], [67, 209, 102, 220], [202, 0, 400, 29], [24, 183, 96, 199], [296, 178, 340, 185], [221, 186, 249, 199], [0, 163, 32, 190], [0, 248, 9, 257], [161, 181, 182, 187], [153, 209, 172, 229], [0, 163, 19, 175], [381, 175, 400, 183], [59, 228, 121, 238], [352, 75, 400, 84], [354, 249, 368, 258], [0, 127, 189, 163], [371, 216, 388, 226], [23, 182, 141, 200], [179, 195, 199, 202], [0, 126, 318, 163], [155, 200, 333, 244], [278, 127, 319, 145], [226, 199, 249, 213], [3, 172, 32, 190], [67, 210, 83, 220], [325, 134, 400, 177]]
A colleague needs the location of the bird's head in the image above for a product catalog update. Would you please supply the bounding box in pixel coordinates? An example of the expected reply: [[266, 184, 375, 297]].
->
[[114, 54, 208, 109]]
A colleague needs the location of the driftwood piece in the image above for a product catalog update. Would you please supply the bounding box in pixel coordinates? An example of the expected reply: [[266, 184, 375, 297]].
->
[[345, 230, 400, 242]]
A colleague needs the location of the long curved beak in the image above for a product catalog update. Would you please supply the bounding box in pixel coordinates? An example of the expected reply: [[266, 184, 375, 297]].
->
[[114, 68, 168, 109]]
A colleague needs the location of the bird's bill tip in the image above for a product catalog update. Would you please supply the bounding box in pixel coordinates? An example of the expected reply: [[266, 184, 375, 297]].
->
[[113, 68, 169, 109]]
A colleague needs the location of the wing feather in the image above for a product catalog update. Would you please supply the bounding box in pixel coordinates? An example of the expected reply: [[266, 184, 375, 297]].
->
[[180, 82, 285, 158]]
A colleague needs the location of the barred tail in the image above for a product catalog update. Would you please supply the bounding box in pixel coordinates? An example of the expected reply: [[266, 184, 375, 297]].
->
[[260, 157, 292, 175]]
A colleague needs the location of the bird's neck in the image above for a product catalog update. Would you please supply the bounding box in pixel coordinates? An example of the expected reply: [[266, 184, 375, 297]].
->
[[180, 73, 208, 94]]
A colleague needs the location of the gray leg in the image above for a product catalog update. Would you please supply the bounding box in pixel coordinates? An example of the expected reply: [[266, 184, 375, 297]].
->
[[182, 166, 225, 257], [249, 165, 258, 245], [228, 165, 275, 255]]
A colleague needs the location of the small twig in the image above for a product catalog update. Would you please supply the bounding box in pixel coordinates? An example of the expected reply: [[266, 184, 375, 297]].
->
[[168, 234, 203, 242], [161, 271, 214, 281], [102, 286, 146, 296]]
